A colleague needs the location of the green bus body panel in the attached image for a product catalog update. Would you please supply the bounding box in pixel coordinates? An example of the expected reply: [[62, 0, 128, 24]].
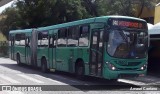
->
[[9, 29, 32, 65], [48, 48, 56, 69], [37, 47, 49, 67], [9, 16, 148, 79], [14, 46, 25, 63]]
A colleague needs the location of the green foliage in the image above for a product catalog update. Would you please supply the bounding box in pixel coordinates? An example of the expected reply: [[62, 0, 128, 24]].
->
[[0, 0, 91, 39], [0, 7, 26, 39], [0, 0, 159, 38], [16, 0, 90, 27], [0, 41, 8, 57], [97, 0, 156, 17]]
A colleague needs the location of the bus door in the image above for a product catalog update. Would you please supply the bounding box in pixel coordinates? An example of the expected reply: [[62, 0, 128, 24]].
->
[[10, 36, 15, 60], [89, 29, 103, 76], [49, 34, 56, 69], [25, 36, 31, 64], [31, 30, 38, 67]]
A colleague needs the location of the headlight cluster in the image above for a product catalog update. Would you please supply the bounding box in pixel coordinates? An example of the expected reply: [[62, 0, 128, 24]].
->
[[106, 62, 147, 71], [140, 64, 147, 70], [106, 62, 116, 71]]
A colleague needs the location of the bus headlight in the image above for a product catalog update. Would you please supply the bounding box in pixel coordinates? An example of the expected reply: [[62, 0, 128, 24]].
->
[[140, 66, 144, 70], [140, 64, 147, 70], [106, 62, 116, 71]]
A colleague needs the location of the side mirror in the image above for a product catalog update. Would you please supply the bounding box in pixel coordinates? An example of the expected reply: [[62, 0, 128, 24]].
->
[[26, 44, 30, 47]]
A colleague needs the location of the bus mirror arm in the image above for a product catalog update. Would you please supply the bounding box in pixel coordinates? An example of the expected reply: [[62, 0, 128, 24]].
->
[[104, 25, 110, 42], [104, 32, 109, 42], [25, 44, 29, 47]]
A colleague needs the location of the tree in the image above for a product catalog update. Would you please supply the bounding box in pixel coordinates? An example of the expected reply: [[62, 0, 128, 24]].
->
[[16, 0, 90, 27], [0, 0, 159, 38], [82, 0, 99, 17], [135, 0, 155, 17], [0, 7, 25, 39], [92, 0, 135, 16], [0, 0, 90, 38], [97, 0, 157, 17]]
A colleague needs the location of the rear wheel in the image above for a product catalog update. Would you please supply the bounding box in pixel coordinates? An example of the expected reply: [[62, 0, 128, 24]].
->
[[17, 54, 21, 65], [75, 61, 85, 80], [41, 58, 48, 73]]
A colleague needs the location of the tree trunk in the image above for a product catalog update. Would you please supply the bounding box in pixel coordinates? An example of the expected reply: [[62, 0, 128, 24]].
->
[[137, 0, 145, 18]]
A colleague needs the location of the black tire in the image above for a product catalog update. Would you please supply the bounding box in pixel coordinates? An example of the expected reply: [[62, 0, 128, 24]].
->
[[17, 54, 21, 65], [41, 58, 48, 73], [75, 62, 85, 80]]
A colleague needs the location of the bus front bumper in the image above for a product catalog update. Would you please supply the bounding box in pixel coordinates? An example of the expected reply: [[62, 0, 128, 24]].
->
[[103, 68, 147, 79]]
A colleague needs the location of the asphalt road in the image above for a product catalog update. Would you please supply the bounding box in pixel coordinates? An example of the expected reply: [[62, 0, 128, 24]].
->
[[0, 57, 160, 94]]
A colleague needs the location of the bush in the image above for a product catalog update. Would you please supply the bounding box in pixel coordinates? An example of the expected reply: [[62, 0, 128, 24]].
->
[[0, 41, 8, 57]]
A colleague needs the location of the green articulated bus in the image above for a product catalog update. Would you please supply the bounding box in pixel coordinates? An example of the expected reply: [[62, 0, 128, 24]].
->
[[9, 16, 148, 80]]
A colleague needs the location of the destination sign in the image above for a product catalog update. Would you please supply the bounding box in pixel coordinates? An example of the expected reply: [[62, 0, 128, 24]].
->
[[108, 18, 147, 29]]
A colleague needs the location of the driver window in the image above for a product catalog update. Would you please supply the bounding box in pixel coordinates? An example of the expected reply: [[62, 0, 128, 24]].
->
[[107, 30, 124, 56]]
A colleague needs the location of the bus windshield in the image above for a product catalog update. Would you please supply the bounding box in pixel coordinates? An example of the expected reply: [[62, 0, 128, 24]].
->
[[107, 29, 148, 59]]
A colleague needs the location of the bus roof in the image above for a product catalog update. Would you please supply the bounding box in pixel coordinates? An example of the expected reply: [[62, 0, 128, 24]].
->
[[105, 15, 146, 22], [9, 29, 32, 34], [36, 18, 96, 31], [9, 16, 146, 33], [37, 16, 146, 31]]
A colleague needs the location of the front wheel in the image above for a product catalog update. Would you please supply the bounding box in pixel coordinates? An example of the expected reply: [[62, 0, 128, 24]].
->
[[41, 59, 48, 73], [17, 54, 21, 65]]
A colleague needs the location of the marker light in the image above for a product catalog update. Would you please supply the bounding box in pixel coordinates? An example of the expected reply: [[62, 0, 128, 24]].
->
[[112, 66, 116, 70], [140, 64, 147, 70], [140, 66, 144, 70], [106, 62, 116, 71]]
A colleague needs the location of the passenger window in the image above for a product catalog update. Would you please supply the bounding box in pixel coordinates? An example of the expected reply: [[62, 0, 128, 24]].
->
[[57, 29, 67, 47], [38, 31, 48, 47], [49, 35, 56, 48], [79, 25, 90, 46], [67, 26, 79, 47], [15, 33, 25, 46], [9, 35, 14, 46], [25, 37, 30, 47]]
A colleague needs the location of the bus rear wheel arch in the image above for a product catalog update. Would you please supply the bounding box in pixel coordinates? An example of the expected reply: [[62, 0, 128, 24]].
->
[[75, 59, 85, 80], [41, 57, 48, 73]]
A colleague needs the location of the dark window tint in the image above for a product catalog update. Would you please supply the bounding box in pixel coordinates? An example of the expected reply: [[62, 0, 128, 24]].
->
[[38, 31, 48, 47], [79, 25, 90, 46], [49, 35, 56, 48], [15, 33, 25, 46], [57, 29, 67, 47], [67, 26, 79, 47], [9, 35, 14, 46]]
